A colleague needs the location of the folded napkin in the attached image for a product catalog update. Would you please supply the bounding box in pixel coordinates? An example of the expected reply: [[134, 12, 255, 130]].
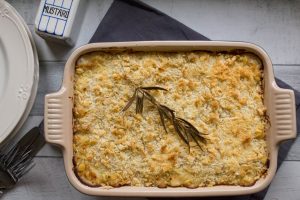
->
[[90, 0, 299, 199]]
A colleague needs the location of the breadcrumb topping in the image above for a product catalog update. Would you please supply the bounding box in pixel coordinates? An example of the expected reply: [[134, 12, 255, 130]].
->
[[73, 51, 268, 188]]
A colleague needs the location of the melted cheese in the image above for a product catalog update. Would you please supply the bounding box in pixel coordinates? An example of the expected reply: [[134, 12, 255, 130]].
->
[[73, 51, 268, 187]]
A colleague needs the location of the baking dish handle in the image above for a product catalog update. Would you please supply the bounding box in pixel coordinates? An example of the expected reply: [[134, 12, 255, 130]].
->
[[272, 85, 297, 143], [44, 88, 69, 148]]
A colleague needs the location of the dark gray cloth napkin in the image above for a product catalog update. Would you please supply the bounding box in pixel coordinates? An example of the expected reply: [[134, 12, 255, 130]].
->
[[90, 0, 299, 199]]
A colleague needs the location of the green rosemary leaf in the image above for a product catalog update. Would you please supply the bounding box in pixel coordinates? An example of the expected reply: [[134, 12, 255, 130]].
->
[[136, 91, 144, 114], [141, 86, 168, 91], [177, 118, 206, 142], [121, 86, 207, 150], [189, 129, 203, 150], [159, 105, 175, 120], [177, 119, 190, 142], [179, 121, 191, 152], [177, 118, 202, 149], [121, 91, 137, 112], [177, 118, 202, 135], [172, 118, 189, 146], [143, 90, 158, 106], [158, 108, 168, 134]]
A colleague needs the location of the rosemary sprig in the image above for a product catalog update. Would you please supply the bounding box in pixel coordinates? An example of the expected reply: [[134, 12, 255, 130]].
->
[[121, 86, 206, 150]]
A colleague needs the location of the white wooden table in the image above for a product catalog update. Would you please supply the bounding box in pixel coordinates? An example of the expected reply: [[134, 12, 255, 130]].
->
[[3, 0, 300, 199]]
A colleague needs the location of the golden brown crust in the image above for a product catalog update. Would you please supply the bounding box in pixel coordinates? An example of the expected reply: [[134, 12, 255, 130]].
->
[[73, 51, 268, 188]]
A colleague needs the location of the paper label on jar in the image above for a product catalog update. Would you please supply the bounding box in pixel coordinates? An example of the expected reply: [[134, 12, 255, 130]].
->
[[37, 0, 73, 36], [43, 4, 70, 20]]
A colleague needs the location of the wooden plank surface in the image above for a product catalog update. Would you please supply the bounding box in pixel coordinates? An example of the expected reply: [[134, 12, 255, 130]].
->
[[20, 63, 300, 160], [1, 158, 300, 200], [10, 0, 114, 62], [145, 0, 300, 65], [265, 161, 300, 200], [3, 0, 300, 199], [7, 0, 300, 64], [1, 158, 146, 200]]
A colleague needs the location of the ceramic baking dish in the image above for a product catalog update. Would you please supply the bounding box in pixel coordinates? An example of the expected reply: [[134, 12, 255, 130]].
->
[[44, 41, 296, 197]]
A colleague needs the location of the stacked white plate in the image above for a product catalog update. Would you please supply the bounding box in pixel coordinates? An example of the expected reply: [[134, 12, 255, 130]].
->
[[0, 1, 39, 144]]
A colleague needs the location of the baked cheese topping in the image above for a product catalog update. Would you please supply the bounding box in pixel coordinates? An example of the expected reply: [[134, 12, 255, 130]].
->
[[73, 51, 268, 188]]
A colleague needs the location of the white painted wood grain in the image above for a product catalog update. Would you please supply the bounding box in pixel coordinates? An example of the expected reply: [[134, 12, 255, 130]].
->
[[265, 161, 300, 200], [1, 158, 147, 200], [30, 62, 65, 116], [273, 65, 300, 89], [7, 0, 300, 64], [144, 0, 300, 65], [1, 158, 300, 200], [3, 0, 300, 199], [6, 0, 39, 24], [7, 0, 113, 62], [12, 116, 61, 157]]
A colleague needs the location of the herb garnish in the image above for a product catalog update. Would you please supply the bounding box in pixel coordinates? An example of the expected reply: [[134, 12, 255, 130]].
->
[[122, 87, 206, 150]]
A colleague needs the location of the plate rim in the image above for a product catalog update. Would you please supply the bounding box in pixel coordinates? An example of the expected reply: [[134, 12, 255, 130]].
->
[[0, 1, 39, 144]]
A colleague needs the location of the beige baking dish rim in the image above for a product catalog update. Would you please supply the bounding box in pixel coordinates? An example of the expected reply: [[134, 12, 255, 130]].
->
[[44, 41, 296, 197]]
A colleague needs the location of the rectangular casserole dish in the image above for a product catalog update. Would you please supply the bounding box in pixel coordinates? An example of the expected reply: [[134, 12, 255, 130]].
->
[[44, 41, 296, 197]]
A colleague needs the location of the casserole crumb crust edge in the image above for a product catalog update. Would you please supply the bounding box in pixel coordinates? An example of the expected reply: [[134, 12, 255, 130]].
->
[[72, 50, 269, 188]]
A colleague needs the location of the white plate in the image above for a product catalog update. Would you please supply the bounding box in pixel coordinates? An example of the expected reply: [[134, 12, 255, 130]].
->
[[0, 1, 38, 143]]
